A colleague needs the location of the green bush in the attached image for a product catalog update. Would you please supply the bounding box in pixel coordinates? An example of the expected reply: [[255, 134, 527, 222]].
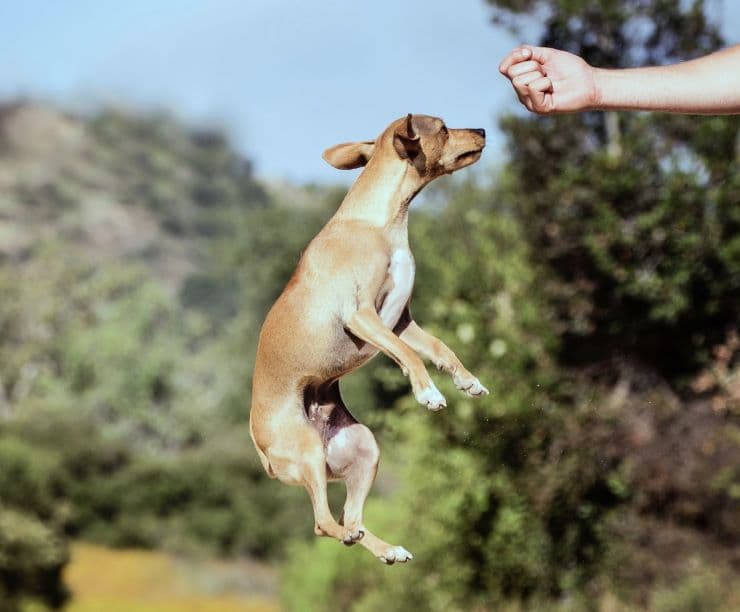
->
[[0, 508, 68, 611], [0, 413, 310, 560], [650, 569, 726, 612], [0, 438, 58, 522]]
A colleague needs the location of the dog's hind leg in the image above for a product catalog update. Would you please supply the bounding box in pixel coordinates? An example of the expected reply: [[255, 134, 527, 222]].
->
[[257, 407, 347, 542], [301, 441, 347, 541], [357, 529, 413, 565], [327, 421, 413, 564], [327, 423, 378, 543]]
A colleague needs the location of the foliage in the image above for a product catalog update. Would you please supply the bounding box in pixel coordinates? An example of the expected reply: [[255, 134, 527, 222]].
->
[[279, 176, 738, 612], [280, 179, 630, 610], [0, 261, 314, 558], [489, 0, 739, 377], [280, 2, 739, 610], [0, 105, 329, 606], [488, 0, 723, 66], [1, 7, 738, 602], [0, 508, 68, 611], [649, 568, 727, 612]]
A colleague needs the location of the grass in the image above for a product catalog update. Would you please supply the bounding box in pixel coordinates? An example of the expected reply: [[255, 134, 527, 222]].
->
[[62, 543, 280, 612]]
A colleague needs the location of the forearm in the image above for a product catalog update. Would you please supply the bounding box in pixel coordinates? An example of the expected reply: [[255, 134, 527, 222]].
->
[[592, 45, 740, 114]]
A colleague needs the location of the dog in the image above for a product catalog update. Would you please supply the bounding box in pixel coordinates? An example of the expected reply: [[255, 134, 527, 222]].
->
[[249, 114, 488, 564]]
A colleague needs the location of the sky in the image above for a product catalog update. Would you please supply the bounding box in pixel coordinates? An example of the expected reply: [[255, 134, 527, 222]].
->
[[1, 1, 738, 184]]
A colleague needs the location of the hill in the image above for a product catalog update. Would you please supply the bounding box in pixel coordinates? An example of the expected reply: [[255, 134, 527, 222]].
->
[[0, 101, 331, 610]]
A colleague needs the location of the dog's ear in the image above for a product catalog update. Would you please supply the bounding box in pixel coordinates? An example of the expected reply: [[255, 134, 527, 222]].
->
[[322, 141, 375, 169], [393, 113, 421, 161]]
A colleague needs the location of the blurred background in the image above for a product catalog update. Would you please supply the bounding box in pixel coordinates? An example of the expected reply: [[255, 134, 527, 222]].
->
[[0, 1, 738, 611]]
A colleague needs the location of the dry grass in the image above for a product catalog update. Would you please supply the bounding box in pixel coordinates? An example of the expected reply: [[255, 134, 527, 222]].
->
[[63, 543, 280, 612]]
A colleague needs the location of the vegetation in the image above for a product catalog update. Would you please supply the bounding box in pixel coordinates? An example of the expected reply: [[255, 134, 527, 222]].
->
[[0, 1, 737, 609], [0, 103, 323, 610], [279, 1, 739, 610]]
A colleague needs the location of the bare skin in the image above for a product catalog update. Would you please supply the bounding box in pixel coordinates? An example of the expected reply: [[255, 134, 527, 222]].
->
[[249, 114, 488, 564], [499, 44, 740, 115]]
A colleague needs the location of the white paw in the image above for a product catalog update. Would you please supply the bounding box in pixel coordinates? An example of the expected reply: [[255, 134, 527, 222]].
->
[[378, 545, 413, 565], [454, 374, 489, 398], [341, 527, 365, 546], [415, 383, 446, 411]]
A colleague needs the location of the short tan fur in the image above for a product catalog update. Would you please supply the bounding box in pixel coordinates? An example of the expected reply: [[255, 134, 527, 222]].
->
[[250, 114, 488, 564]]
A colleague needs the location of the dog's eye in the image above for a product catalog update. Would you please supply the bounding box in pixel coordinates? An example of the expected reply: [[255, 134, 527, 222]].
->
[[440, 125, 449, 136]]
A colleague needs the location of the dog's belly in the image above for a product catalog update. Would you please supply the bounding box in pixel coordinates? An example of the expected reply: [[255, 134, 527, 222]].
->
[[378, 249, 415, 328]]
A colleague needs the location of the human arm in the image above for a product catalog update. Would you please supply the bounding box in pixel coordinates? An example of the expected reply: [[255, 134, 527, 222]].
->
[[498, 44, 740, 115]]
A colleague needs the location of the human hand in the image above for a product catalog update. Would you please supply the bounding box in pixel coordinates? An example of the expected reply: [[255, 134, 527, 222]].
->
[[498, 45, 599, 114]]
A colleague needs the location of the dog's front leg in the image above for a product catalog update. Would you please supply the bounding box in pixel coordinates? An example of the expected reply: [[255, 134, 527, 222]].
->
[[396, 308, 489, 398], [346, 307, 446, 411]]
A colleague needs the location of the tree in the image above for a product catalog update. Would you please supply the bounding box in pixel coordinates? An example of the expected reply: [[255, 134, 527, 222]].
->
[[281, 179, 592, 611], [280, 3, 739, 610], [489, 0, 739, 377]]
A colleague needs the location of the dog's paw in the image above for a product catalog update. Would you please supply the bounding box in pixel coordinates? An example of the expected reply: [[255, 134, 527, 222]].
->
[[454, 373, 489, 398], [415, 384, 446, 411], [341, 527, 365, 547], [378, 545, 413, 565]]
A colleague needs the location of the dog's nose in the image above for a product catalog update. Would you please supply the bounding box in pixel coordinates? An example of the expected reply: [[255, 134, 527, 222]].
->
[[472, 128, 486, 138]]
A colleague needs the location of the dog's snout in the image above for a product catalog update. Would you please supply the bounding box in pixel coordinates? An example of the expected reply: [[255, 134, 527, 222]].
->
[[472, 128, 485, 138]]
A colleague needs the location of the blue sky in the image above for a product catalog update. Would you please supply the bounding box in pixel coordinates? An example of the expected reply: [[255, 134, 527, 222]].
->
[[1, 1, 738, 183]]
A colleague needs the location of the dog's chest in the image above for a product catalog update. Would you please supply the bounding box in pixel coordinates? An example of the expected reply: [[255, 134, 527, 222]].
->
[[378, 250, 415, 328]]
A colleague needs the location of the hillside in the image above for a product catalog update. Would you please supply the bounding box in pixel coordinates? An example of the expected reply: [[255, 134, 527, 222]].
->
[[0, 101, 331, 610], [0, 101, 270, 291]]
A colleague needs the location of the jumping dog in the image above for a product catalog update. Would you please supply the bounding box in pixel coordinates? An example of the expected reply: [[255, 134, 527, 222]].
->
[[250, 114, 488, 563]]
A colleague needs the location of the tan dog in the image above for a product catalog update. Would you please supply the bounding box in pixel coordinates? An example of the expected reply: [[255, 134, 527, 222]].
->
[[249, 114, 488, 564]]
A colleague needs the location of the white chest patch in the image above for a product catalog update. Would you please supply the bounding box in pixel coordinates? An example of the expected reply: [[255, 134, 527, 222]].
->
[[378, 250, 415, 328]]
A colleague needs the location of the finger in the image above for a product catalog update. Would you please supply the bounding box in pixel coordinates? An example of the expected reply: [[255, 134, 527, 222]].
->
[[512, 85, 531, 110], [512, 70, 545, 99], [507, 60, 542, 78], [512, 70, 544, 89], [515, 89, 530, 108], [527, 77, 554, 113], [498, 46, 532, 75], [528, 87, 548, 114], [520, 45, 551, 65], [498, 48, 524, 74], [528, 75, 553, 93]]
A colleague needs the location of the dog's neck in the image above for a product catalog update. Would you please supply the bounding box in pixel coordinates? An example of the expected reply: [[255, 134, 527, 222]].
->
[[334, 155, 424, 233]]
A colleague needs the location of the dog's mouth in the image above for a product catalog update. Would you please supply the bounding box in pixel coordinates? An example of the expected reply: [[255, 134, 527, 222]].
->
[[455, 149, 483, 164]]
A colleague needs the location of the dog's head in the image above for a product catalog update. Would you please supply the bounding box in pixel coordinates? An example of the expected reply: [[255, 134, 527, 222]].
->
[[323, 114, 485, 180]]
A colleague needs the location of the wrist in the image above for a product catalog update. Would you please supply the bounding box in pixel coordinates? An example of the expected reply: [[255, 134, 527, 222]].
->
[[590, 67, 609, 111]]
